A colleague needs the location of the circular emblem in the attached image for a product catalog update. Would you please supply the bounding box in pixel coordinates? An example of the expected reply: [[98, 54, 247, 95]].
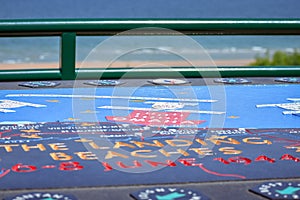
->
[[84, 80, 124, 86], [250, 181, 300, 199], [213, 78, 251, 84], [130, 187, 210, 200], [148, 79, 190, 85], [18, 81, 61, 88], [4, 192, 77, 200], [275, 77, 300, 83]]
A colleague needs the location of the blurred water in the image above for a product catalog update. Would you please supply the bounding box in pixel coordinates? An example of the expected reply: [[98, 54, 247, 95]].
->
[[0, 37, 60, 65], [76, 35, 300, 63], [1, 0, 300, 67], [0, 35, 299, 66]]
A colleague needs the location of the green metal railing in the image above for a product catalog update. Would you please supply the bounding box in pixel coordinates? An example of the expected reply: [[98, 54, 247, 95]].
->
[[0, 19, 300, 81]]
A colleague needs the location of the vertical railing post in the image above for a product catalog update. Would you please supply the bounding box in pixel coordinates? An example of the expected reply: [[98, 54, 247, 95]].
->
[[60, 32, 76, 80]]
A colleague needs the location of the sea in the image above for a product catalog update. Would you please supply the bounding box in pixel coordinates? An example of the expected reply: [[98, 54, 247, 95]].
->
[[1, 0, 300, 66], [0, 35, 300, 66]]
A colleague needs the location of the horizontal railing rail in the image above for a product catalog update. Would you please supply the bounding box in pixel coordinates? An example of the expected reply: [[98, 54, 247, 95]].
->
[[0, 18, 300, 81], [1, 19, 300, 34]]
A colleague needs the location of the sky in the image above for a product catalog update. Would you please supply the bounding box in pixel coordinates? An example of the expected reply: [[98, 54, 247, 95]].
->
[[0, 0, 300, 19]]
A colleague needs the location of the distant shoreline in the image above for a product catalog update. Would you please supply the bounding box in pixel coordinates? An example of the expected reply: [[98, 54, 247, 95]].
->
[[0, 59, 254, 70]]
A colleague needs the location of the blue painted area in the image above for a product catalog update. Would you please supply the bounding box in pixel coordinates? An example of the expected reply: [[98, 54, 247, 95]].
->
[[2, 84, 300, 190], [0, 84, 299, 128]]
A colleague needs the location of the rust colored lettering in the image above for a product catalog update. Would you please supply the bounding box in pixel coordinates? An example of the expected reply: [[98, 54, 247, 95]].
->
[[145, 160, 176, 167], [280, 154, 300, 162], [214, 157, 230, 164], [117, 160, 142, 168], [12, 163, 37, 173], [59, 162, 84, 171], [255, 155, 275, 163], [228, 156, 252, 165]]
